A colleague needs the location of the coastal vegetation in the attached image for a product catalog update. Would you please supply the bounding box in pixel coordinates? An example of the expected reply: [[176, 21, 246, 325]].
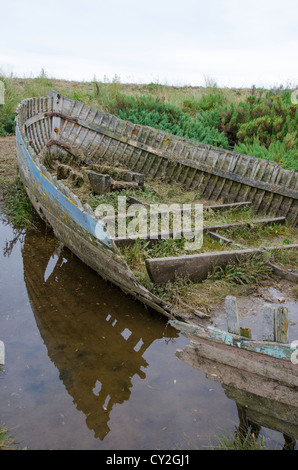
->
[[0, 426, 15, 450], [0, 72, 297, 170]]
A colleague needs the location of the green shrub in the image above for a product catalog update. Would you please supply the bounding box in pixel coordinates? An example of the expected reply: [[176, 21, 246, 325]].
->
[[182, 91, 226, 115], [220, 91, 297, 148], [234, 134, 298, 171], [219, 90, 297, 170], [0, 76, 296, 171], [109, 94, 230, 148]]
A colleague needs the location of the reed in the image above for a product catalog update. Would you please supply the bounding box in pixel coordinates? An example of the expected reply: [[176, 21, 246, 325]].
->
[[0, 426, 15, 450], [0, 176, 34, 228]]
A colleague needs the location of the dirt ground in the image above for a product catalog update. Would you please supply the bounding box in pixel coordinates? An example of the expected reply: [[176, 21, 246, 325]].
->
[[0, 135, 18, 185]]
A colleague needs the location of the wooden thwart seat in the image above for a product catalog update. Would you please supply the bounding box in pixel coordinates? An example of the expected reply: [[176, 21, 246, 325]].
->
[[112, 216, 286, 247], [145, 244, 298, 284]]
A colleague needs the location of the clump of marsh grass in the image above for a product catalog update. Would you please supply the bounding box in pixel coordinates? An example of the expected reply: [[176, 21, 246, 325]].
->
[[211, 431, 269, 450], [0, 177, 34, 228], [209, 254, 273, 285], [0, 426, 15, 450]]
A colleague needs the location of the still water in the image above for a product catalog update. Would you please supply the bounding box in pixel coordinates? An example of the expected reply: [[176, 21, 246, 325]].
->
[[0, 209, 297, 450]]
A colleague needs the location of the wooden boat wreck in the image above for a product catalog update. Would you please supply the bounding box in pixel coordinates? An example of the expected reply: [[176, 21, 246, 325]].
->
[[15, 92, 297, 329], [172, 320, 298, 448], [170, 300, 298, 389]]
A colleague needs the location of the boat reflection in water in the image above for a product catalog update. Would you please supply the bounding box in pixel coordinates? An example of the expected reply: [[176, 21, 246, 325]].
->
[[175, 341, 298, 450], [22, 221, 179, 440], [19, 218, 298, 448]]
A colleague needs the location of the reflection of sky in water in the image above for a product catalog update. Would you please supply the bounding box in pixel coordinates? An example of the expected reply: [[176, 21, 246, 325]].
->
[[0, 211, 297, 450]]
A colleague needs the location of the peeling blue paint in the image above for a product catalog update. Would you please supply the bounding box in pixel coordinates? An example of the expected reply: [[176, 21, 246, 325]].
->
[[207, 325, 295, 360]]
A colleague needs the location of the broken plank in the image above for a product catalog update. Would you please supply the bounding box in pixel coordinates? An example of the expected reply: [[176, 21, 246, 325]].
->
[[88, 171, 111, 194], [0, 340, 4, 366], [266, 262, 298, 282], [208, 231, 244, 249], [112, 217, 287, 247], [204, 201, 252, 210], [145, 243, 297, 285], [145, 247, 261, 284]]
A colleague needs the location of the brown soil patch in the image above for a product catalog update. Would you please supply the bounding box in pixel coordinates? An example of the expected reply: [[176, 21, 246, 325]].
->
[[0, 136, 18, 182]]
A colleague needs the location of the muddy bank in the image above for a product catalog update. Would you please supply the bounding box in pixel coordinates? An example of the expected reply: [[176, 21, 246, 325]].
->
[[0, 136, 17, 181], [0, 136, 18, 203]]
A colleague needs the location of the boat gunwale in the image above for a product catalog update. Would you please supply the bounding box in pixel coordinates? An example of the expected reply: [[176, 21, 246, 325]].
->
[[169, 319, 298, 362], [15, 111, 118, 251], [20, 104, 298, 202]]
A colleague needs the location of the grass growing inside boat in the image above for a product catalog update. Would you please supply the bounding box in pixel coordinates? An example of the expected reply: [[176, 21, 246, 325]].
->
[[120, 235, 228, 272], [209, 253, 273, 284], [218, 222, 298, 248], [264, 247, 298, 271], [204, 205, 256, 226], [189, 254, 272, 312], [84, 185, 162, 211], [130, 250, 273, 314], [84, 179, 204, 210], [83, 179, 259, 237]]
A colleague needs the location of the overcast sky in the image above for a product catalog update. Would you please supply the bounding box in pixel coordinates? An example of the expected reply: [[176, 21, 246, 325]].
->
[[0, 0, 297, 88]]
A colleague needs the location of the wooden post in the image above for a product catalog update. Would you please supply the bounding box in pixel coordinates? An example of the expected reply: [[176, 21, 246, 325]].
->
[[0, 340, 4, 365], [88, 172, 112, 194], [262, 304, 276, 341], [225, 296, 240, 335], [51, 92, 63, 157], [276, 306, 289, 343], [262, 304, 289, 343]]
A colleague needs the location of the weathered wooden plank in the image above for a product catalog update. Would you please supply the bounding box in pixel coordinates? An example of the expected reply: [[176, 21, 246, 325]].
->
[[50, 94, 64, 157], [267, 261, 298, 282], [205, 201, 251, 211], [226, 296, 240, 335], [175, 345, 298, 409], [145, 242, 297, 284], [170, 320, 298, 383], [88, 172, 112, 194], [23, 110, 298, 201], [262, 304, 276, 342], [88, 165, 144, 186], [145, 248, 261, 284], [0, 340, 4, 366], [276, 306, 289, 344], [208, 231, 244, 248], [112, 217, 287, 247]]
